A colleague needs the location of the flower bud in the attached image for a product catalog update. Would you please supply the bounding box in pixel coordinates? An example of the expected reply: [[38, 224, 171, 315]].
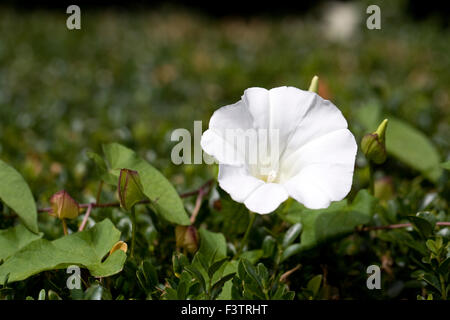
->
[[175, 225, 198, 254], [308, 75, 319, 93], [361, 119, 388, 164], [49, 190, 79, 220], [109, 241, 128, 255], [118, 168, 146, 211]]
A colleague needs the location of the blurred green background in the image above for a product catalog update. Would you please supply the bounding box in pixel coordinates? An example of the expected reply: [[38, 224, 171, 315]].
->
[[0, 0, 448, 209]]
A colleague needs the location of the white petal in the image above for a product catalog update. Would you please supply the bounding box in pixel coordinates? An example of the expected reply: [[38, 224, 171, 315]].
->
[[281, 129, 356, 208], [281, 94, 349, 160], [268, 87, 316, 151], [244, 183, 289, 214], [200, 101, 253, 165], [280, 128, 357, 180], [284, 162, 354, 209], [201, 129, 243, 166], [209, 101, 253, 131], [243, 87, 317, 156], [218, 164, 264, 203], [242, 87, 270, 129]]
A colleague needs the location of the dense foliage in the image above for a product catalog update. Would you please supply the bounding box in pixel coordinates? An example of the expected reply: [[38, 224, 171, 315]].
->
[[0, 1, 449, 300]]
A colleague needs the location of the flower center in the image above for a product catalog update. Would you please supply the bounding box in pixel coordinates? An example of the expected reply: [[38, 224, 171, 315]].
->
[[266, 170, 278, 183]]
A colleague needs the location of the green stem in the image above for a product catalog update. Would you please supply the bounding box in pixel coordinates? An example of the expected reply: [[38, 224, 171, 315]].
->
[[439, 274, 447, 300], [130, 206, 136, 258], [62, 219, 68, 236], [235, 211, 256, 259], [368, 162, 375, 196], [95, 180, 104, 204]]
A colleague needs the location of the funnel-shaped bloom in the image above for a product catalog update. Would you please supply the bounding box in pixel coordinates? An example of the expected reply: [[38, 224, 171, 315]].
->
[[201, 86, 357, 214]]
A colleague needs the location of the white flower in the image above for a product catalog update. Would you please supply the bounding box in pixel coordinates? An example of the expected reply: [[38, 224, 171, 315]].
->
[[201, 86, 357, 214]]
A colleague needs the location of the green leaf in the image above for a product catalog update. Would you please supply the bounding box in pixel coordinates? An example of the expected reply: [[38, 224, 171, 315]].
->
[[0, 219, 126, 284], [386, 118, 442, 182], [216, 260, 238, 300], [86, 151, 115, 185], [240, 249, 263, 264], [84, 285, 103, 300], [48, 290, 62, 300], [208, 258, 229, 279], [257, 263, 269, 289], [211, 273, 236, 299], [355, 101, 382, 131], [280, 189, 376, 252], [425, 239, 439, 254], [38, 289, 46, 300], [378, 230, 427, 255], [0, 224, 43, 261], [102, 143, 190, 225], [407, 216, 433, 238], [184, 265, 206, 293], [172, 253, 189, 276], [197, 228, 227, 263], [262, 236, 276, 258], [142, 260, 158, 288], [281, 244, 302, 262], [215, 188, 249, 235], [191, 228, 227, 285], [282, 223, 302, 248], [137, 259, 158, 293], [241, 259, 263, 289], [0, 160, 38, 233], [441, 161, 450, 170], [438, 257, 450, 275], [307, 275, 323, 298], [177, 279, 188, 300], [422, 273, 442, 293]]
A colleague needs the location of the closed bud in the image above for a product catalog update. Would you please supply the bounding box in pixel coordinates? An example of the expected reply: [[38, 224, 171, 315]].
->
[[308, 75, 319, 93], [361, 119, 388, 164], [118, 169, 146, 211], [175, 225, 198, 254], [109, 241, 128, 255], [49, 190, 79, 220]]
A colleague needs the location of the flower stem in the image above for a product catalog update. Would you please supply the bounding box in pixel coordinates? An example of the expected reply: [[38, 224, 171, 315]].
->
[[235, 211, 256, 258], [62, 219, 68, 236], [368, 162, 375, 195], [95, 180, 104, 204], [78, 203, 93, 232], [130, 206, 137, 258]]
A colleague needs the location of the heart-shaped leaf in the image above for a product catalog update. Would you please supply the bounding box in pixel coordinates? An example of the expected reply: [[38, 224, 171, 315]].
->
[[0, 219, 126, 284], [0, 160, 38, 233], [0, 224, 43, 261]]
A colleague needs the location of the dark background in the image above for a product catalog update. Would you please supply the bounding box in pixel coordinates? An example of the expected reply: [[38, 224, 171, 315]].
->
[[5, 0, 450, 23]]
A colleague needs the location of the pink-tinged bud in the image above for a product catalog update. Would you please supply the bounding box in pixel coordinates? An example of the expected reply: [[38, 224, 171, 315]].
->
[[175, 225, 198, 254], [109, 241, 128, 255], [118, 168, 146, 211], [49, 190, 79, 220]]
